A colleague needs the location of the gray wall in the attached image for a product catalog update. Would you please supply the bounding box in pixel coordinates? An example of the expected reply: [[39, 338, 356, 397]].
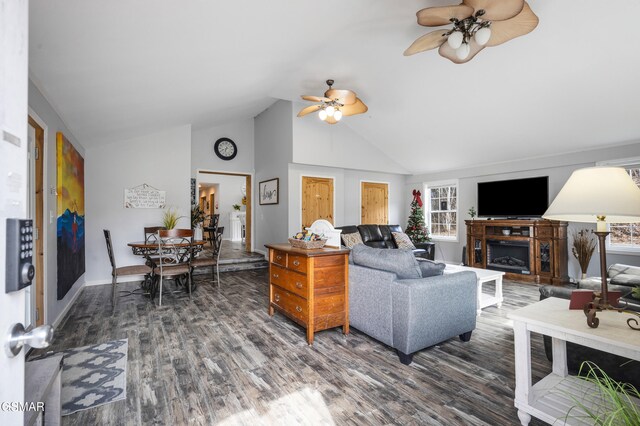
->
[[85, 124, 192, 284], [407, 141, 640, 279], [254, 100, 293, 253], [191, 118, 254, 176], [28, 80, 87, 325]]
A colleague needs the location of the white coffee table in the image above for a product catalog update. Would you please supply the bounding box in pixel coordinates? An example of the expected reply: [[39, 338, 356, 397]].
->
[[444, 263, 504, 315]]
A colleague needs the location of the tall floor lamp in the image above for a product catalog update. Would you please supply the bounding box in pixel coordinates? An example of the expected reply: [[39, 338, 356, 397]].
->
[[543, 166, 640, 329]]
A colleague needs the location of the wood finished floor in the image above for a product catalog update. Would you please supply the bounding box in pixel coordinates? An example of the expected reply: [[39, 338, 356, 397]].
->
[[41, 270, 551, 425]]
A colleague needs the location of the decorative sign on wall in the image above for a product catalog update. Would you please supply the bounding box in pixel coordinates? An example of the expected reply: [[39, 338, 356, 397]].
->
[[124, 183, 166, 208]]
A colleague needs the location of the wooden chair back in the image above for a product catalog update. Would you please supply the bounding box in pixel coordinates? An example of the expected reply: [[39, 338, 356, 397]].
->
[[144, 226, 166, 242], [157, 229, 194, 267]]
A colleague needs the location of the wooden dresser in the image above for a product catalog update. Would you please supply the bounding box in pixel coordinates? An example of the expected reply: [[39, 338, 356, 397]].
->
[[265, 243, 350, 345]]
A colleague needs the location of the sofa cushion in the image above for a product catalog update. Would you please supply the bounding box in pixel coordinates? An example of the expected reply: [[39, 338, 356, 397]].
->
[[358, 225, 385, 245], [392, 232, 416, 250], [610, 273, 640, 287], [416, 259, 446, 277], [342, 232, 364, 249], [351, 244, 421, 279], [608, 264, 640, 280], [379, 225, 402, 249]]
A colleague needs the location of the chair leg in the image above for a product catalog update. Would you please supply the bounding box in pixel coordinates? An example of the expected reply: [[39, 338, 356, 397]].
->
[[188, 273, 192, 299], [216, 264, 220, 288], [159, 275, 163, 307], [112, 275, 117, 307]]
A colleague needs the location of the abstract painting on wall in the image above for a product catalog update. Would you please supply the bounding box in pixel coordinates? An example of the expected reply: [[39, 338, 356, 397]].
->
[[57, 132, 85, 300]]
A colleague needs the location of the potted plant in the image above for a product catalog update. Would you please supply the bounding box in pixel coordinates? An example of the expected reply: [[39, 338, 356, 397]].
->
[[468, 206, 477, 220], [571, 229, 597, 279], [232, 204, 241, 211], [566, 361, 640, 424], [162, 208, 183, 230]]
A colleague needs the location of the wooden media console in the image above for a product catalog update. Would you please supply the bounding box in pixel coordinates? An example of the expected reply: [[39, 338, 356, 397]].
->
[[465, 219, 568, 285]]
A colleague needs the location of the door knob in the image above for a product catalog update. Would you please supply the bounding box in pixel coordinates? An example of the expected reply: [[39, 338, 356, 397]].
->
[[5, 323, 54, 357]]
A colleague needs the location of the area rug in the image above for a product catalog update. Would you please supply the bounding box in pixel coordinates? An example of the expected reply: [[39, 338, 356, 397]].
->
[[60, 339, 128, 415]]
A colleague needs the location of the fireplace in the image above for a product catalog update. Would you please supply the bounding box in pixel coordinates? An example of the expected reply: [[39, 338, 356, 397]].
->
[[486, 239, 531, 275]]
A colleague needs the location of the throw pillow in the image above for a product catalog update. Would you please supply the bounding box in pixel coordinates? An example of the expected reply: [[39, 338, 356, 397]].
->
[[392, 232, 416, 249], [342, 232, 364, 249], [416, 258, 446, 278], [351, 244, 421, 279]]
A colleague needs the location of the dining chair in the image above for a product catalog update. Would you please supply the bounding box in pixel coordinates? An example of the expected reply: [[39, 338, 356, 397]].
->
[[155, 228, 193, 306], [191, 230, 223, 286], [207, 214, 220, 246], [104, 230, 153, 308], [144, 226, 166, 242]]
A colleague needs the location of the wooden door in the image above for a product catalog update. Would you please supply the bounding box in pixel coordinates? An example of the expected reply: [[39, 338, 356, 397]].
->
[[302, 177, 334, 229], [209, 193, 215, 216], [28, 116, 45, 326], [361, 182, 388, 224]]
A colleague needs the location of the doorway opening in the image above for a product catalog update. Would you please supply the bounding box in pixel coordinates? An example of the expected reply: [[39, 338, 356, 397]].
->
[[197, 171, 252, 253], [28, 115, 46, 327]]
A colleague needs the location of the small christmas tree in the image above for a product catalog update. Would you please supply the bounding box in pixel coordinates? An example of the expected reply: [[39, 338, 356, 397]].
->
[[406, 189, 430, 243]]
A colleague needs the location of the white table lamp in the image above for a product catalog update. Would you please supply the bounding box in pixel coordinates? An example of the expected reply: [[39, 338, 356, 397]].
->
[[543, 166, 640, 329]]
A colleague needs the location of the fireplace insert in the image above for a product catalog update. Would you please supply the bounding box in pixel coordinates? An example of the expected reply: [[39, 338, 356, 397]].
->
[[486, 239, 531, 274]]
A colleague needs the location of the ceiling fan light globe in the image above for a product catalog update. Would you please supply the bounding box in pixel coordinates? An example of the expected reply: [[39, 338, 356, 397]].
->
[[318, 110, 328, 121], [455, 43, 470, 60], [326, 105, 335, 117], [447, 31, 464, 49], [475, 27, 491, 46], [333, 110, 343, 121]]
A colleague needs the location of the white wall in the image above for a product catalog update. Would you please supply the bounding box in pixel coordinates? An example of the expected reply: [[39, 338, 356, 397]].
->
[[191, 118, 254, 175], [407, 141, 640, 279], [198, 173, 246, 239], [288, 164, 407, 236], [28, 80, 87, 325], [254, 100, 292, 252], [85, 124, 191, 284], [292, 102, 408, 175]]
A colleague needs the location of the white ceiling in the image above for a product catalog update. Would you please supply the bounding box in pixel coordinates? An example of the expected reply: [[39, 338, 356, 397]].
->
[[29, 0, 640, 174]]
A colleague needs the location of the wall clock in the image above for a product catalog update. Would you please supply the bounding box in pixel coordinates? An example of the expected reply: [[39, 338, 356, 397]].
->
[[213, 137, 237, 161]]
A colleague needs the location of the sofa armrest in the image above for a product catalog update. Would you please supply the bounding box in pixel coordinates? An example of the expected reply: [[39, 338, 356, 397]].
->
[[391, 271, 477, 354], [349, 264, 396, 347], [413, 242, 435, 260]]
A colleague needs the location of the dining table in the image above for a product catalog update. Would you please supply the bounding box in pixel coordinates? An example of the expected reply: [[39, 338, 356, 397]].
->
[[127, 239, 207, 299]]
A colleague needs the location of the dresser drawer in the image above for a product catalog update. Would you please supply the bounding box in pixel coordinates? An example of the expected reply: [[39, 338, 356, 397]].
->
[[282, 271, 308, 298], [272, 287, 308, 323], [270, 265, 287, 287], [272, 250, 287, 267], [288, 254, 307, 273]]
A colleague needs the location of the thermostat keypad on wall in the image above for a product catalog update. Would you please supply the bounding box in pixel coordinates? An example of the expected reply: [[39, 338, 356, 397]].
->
[[6, 218, 35, 293]]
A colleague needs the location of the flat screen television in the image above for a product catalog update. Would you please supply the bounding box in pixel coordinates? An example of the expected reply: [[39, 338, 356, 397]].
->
[[477, 176, 549, 218]]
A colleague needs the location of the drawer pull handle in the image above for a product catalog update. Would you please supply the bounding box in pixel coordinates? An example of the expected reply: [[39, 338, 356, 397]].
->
[[276, 255, 282, 261], [295, 282, 303, 289], [274, 294, 280, 302], [292, 260, 300, 267], [273, 274, 279, 279], [295, 306, 302, 313]]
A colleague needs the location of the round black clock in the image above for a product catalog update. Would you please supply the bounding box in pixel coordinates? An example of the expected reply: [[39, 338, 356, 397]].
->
[[213, 137, 237, 161]]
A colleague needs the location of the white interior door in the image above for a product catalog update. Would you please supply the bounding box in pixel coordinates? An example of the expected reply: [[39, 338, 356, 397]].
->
[[0, 1, 30, 424]]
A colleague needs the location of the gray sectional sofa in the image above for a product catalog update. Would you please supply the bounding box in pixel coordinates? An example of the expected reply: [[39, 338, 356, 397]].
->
[[348, 244, 477, 365]]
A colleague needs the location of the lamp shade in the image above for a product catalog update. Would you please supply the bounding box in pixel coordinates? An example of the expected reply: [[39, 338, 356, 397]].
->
[[543, 167, 640, 224]]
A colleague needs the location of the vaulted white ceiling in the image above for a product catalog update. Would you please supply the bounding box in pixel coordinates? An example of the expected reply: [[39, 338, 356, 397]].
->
[[29, 0, 640, 174]]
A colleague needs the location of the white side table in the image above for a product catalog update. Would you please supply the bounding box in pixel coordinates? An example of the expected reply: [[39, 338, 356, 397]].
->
[[508, 298, 640, 425], [444, 263, 504, 315]]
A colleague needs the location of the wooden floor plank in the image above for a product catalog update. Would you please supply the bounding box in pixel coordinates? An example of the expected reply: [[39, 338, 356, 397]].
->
[[35, 269, 552, 425]]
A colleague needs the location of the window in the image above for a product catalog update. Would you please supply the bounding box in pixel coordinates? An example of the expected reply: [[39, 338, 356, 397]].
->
[[598, 158, 640, 252], [425, 180, 458, 241]]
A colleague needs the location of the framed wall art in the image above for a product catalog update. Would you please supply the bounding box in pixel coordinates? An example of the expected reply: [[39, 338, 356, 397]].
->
[[259, 178, 279, 205]]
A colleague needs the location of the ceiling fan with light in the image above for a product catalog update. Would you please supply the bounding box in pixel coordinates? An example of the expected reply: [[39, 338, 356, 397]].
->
[[404, 0, 539, 63], [297, 80, 368, 124]]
